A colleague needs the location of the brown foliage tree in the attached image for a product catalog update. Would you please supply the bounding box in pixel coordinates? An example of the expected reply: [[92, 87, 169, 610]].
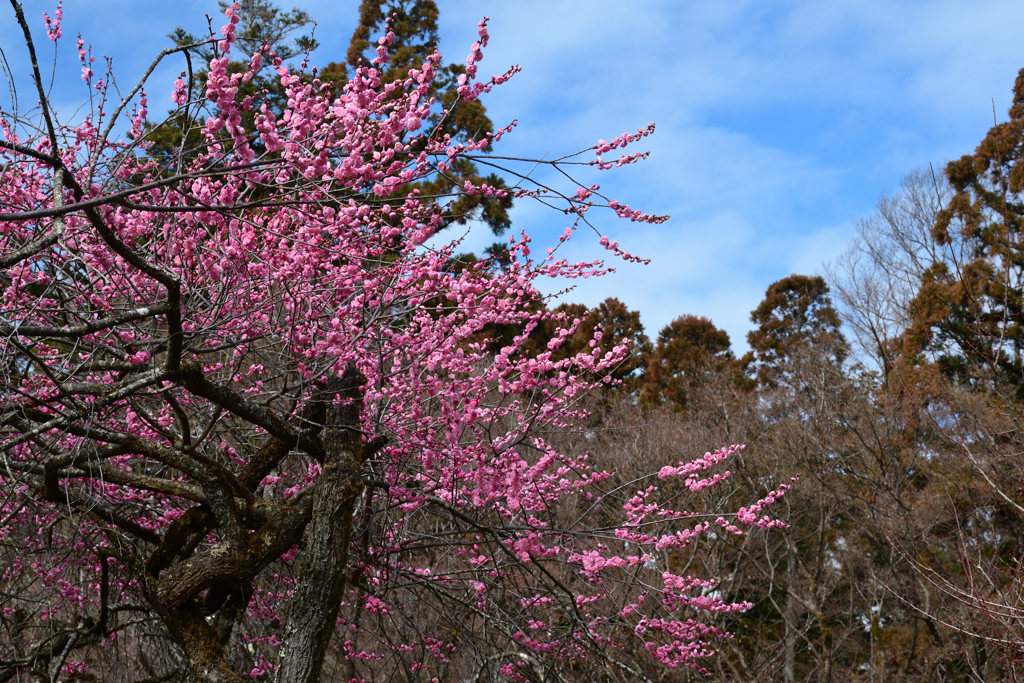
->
[[748, 275, 846, 386], [906, 68, 1024, 391], [642, 315, 748, 409]]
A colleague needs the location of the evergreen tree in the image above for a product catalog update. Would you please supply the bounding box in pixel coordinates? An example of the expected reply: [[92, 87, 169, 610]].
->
[[148, 0, 512, 236], [346, 0, 512, 236], [906, 68, 1024, 391], [748, 275, 846, 386], [221, 0, 317, 60], [146, 6, 317, 167], [548, 297, 650, 388], [470, 297, 649, 389], [642, 314, 745, 409]]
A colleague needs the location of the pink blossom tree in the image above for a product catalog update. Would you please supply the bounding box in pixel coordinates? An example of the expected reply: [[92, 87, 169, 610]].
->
[[0, 3, 791, 681]]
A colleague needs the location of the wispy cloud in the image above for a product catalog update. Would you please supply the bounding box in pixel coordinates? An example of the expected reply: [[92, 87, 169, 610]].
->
[[433, 0, 1024, 346], [4, 0, 1022, 349]]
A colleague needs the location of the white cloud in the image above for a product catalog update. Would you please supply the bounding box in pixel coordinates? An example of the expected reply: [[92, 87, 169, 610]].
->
[[4, 0, 1022, 355]]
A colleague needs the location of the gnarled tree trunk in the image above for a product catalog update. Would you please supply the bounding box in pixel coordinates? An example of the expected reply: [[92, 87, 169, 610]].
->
[[276, 367, 367, 683]]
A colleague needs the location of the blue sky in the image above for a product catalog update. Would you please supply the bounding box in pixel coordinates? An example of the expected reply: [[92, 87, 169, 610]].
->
[[4, 0, 1024, 350]]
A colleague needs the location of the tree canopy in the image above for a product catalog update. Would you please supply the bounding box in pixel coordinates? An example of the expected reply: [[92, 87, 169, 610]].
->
[[906, 68, 1024, 392], [0, 2, 787, 681]]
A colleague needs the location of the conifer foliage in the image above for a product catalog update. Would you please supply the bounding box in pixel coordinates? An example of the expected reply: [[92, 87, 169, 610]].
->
[[907, 68, 1024, 389], [747, 275, 846, 386]]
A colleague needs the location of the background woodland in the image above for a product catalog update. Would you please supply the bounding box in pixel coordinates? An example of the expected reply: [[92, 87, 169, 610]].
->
[[3, 1, 1024, 681]]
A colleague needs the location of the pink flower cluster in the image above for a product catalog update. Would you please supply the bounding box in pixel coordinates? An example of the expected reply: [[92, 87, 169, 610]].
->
[[0, 6, 789, 677], [591, 123, 657, 168], [43, 2, 62, 41], [456, 18, 521, 102], [736, 478, 798, 529], [76, 36, 93, 82]]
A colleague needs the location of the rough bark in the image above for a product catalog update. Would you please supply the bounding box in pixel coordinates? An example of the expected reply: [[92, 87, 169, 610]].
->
[[165, 603, 247, 683], [275, 367, 366, 683]]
